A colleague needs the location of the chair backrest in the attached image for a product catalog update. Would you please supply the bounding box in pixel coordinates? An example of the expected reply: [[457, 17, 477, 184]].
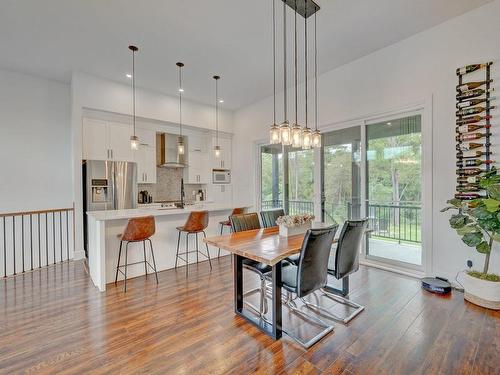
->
[[296, 224, 338, 298], [259, 209, 285, 228], [231, 207, 246, 216], [332, 219, 368, 279], [122, 216, 156, 241], [182, 210, 209, 232], [230, 213, 261, 233]]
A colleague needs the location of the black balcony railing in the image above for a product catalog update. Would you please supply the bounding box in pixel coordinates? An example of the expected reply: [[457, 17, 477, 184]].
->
[[261, 200, 421, 244]]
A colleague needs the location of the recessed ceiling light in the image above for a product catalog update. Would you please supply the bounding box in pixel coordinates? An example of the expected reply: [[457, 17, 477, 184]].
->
[[387, 122, 392, 125], [219, 99, 224, 103], [126, 74, 132, 78], [179, 88, 184, 92]]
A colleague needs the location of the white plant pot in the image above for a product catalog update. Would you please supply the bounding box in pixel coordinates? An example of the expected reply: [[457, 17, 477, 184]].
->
[[458, 271, 500, 310], [279, 222, 311, 237]]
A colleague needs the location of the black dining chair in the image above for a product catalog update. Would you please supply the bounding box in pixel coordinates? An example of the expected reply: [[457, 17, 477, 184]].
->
[[265, 224, 338, 348], [301, 219, 368, 324], [259, 208, 285, 228], [230, 213, 272, 318]]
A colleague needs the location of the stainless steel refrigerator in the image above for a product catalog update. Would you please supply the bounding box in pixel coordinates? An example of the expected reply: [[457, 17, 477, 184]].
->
[[83, 160, 137, 254]]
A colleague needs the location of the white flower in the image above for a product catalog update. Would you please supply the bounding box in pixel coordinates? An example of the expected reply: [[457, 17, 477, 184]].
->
[[276, 214, 315, 228]]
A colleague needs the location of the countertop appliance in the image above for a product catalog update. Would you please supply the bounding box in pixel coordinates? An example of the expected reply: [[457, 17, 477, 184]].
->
[[156, 133, 187, 168], [83, 160, 137, 255], [212, 169, 231, 184]]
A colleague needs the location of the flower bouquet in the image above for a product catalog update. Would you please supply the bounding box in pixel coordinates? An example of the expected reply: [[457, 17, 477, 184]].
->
[[276, 213, 315, 237]]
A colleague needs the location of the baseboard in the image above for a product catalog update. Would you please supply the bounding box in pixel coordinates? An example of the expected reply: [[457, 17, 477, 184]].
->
[[73, 249, 86, 260], [360, 258, 425, 279]]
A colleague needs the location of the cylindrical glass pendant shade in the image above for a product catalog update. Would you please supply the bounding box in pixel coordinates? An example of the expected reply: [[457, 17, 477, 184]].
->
[[130, 135, 139, 150], [280, 121, 292, 146], [302, 128, 312, 149], [177, 137, 185, 155], [214, 145, 221, 158], [270, 124, 281, 144], [312, 130, 321, 148], [291, 123, 302, 148]]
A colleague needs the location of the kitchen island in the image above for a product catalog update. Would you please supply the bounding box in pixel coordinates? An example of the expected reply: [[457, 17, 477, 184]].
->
[[87, 203, 247, 291]]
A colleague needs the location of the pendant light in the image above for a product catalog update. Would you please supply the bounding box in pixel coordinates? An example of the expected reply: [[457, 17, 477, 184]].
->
[[291, 0, 302, 148], [176, 62, 185, 155], [269, 0, 281, 144], [279, 0, 292, 146], [213, 75, 221, 158], [129, 45, 139, 150], [301, 8, 312, 150], [311, 12, 321, 148]]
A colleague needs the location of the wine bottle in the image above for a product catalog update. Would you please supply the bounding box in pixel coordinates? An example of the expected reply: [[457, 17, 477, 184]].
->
[[458, 159, 494, 167], [456, 186, 481, 193], [456, 106, 495, 117], [456, 133, 484, 142], [456, 124, 490, 133], [457, 176, 480, 184], [457, 88, 495, 101], [456, 150, 487, 159], [456, 168, 483, 175], [457, 80, 493, 92], [456, 115, 492, 125], [456, 97, 495, 109], [456, 142, 490, 151], [456, 63, 492, 76]]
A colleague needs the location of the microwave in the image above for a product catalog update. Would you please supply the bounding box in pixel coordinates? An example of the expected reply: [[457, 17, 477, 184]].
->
[[212, 169, 231, 184]]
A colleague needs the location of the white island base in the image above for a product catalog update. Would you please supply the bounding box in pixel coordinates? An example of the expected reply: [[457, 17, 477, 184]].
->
[[87, 203, 245, 291]]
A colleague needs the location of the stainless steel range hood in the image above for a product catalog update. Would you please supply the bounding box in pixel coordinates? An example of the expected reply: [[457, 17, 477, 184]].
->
[[156, 133, 187, 168]]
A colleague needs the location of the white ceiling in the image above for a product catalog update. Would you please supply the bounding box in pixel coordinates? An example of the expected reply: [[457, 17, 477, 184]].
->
[[0, 0, 492, 110]]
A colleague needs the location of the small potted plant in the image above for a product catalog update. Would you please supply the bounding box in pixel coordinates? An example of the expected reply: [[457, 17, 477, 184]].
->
[[441, 168, 500, 310], [276, 213, 315, 237]]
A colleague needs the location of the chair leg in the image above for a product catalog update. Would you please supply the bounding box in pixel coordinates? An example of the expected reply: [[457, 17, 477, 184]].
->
[[203, 231, 212, 270], [124, 242, 129, 292], [115, 241, 123, 284], [174, 230, 181, 269], [185, 232, 189, 277], [218, 224, 223, 257], [148, 239, 159, 285], [143, 240, 148, 277], [195, 232, 199, 264]]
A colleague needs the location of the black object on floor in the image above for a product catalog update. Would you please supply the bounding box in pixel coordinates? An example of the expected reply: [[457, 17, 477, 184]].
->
[[421, 276, 452, 294]]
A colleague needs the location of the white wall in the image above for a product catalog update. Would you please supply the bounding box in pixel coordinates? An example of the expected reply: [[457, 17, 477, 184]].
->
[[71, 72, 234, 258], [232, 0, 500, 279], [0, 69, 72, 212]]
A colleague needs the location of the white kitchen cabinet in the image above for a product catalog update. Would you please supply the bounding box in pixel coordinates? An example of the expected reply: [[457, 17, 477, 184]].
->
[[82, 118, 134, 162], [210, 184, 232, 205], [108, 122, 134, 161], [187, 151, 209, 184], [82, 119, 108, 160], [188, 134, 207, 153], [136, 128, 156, 147], [211, 136, 232, 169], [136, 145, 157, 184]]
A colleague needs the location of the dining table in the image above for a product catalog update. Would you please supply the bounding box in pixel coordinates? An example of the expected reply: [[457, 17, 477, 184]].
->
[[203, 224, 336, 340]]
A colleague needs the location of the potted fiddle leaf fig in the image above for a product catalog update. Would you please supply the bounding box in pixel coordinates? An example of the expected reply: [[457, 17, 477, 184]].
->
[[441, 168, 500, 310]]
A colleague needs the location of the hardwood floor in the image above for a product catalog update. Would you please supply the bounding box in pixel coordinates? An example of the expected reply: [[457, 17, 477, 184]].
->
[[0, 257, 498, 374]]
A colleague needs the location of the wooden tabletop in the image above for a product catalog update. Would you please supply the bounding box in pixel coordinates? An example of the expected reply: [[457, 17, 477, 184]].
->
[[203, 226, 308, 266]]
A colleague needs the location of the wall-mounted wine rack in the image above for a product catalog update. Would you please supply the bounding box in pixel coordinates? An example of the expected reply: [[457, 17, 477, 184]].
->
[[455, 62, 494, 200]]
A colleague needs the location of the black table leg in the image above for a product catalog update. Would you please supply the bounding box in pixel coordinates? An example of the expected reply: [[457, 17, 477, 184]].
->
[[271, 261, 282, 339], [234, 254, 243, 312]]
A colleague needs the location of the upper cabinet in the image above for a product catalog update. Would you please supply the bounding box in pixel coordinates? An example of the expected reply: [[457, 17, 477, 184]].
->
[[82, 118, 134, 161], [211, 136, 232, 169], [188, 134, 208, 153], [135, 145, 157, 184]]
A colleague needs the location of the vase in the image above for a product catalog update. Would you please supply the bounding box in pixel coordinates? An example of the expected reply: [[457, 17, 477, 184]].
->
[[458, 271, 500, 310], [279, 222, 312, 237]]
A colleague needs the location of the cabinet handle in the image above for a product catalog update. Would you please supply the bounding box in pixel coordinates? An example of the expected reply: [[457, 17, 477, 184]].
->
[[107, 149, 110, 159], [111, 149, 113, 159], [146, 173, 148, 182]]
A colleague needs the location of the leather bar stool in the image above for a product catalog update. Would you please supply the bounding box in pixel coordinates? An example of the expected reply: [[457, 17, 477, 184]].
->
[[115, 216, 158, 292], [175, 210, 212, 276], [218, 207, 246, 257]]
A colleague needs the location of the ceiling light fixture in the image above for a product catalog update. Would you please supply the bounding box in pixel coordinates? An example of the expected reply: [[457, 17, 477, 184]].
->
[[128, 45, 139, 150], [279, 0, 292, 146], [126, 73, 132, 78], [291, 0, 302, 148], [219, 99, 224, 103], [301, 2, 312, 150], [176, 62, 185, 155], [213, 75, 221, 158], [311, 11, 321, 148], [269, 0, 281, 144]]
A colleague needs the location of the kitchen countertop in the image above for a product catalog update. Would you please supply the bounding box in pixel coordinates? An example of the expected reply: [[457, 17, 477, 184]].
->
[[87, 203, 249, 221]]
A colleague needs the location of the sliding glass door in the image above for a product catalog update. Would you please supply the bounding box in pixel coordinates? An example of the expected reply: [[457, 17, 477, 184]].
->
[[365, 114, 422, 266], [260, 144, 283, 210]]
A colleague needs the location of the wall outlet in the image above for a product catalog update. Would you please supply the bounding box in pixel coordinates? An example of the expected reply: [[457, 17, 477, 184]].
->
[[466, 260, 473, 269]]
